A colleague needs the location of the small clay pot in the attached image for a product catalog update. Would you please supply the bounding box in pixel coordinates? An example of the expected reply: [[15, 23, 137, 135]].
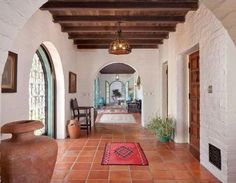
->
[[68, 119, 80, 138], [0, 120, 58, 183]]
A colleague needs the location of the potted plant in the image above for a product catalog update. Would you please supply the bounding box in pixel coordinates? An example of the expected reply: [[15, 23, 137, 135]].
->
[[112, 89, 122, 98], [146, 116, 174, 142], [112, 89, 122, 104]]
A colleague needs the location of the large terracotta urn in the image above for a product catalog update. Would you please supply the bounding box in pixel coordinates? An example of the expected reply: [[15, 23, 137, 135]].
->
[[0, 120, 58, 183]]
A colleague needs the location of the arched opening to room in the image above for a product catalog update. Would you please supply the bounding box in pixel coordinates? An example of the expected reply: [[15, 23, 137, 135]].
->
[[94, 63, 142, 124]]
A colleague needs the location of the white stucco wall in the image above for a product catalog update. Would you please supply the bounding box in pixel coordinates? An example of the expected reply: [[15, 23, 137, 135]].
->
[[1, 10, 79, 139], [159, 3, 236, 183], [76, 50, 161, 126]]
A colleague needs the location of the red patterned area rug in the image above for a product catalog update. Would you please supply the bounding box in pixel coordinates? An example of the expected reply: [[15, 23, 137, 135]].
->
[[101, 142, 148, 166]]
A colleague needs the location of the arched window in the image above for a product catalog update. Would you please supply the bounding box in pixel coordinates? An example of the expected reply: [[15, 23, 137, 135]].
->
[[94, 78, 100, 108], [29, 46, 55, 137], [125, 81, 129, 101], [110, 81, 124, 104], [105, 81, 110, 105]]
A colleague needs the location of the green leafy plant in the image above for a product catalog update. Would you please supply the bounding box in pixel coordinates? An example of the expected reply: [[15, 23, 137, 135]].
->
[[146, 116, 174, 141], [112, 89, 122, 97]]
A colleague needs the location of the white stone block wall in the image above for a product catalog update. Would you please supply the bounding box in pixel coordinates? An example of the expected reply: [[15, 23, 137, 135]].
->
[[159, 3, 236, 183], [202, 0, 236, 46], [226, 34, 236, 182]]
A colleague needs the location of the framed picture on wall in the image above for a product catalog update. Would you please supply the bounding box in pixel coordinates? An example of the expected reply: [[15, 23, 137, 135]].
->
[[69, 71, 77, 93], [1, 51, 18, 93]]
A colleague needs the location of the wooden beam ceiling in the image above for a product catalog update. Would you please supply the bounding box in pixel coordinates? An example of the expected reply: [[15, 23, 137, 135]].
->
[[68, 32, 169, 40], [61, 26, 176, 33], [40, 0, 199, 50], [100, 63, 136, 74], [74, 39, 163, 45], [77, 45, 158, 49], [41, 1, 198, 11], [53, 15, 185, 23]]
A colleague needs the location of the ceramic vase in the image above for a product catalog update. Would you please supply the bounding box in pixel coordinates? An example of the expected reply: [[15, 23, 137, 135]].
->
[[67, 119, 80, 138]]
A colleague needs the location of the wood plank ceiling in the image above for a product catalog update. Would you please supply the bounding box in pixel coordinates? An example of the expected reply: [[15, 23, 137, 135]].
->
[[40, 0, 199, 50], [100, 63, 136, 74]]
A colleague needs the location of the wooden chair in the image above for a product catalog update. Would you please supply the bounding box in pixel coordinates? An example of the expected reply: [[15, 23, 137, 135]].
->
[[70, 98, 90, 135], [70, 98, 97, 135]]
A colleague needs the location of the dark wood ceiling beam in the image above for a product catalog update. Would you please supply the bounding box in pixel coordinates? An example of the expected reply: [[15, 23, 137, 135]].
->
[[62, 26, 176, 33], [41, 1, 198, 11], [74, 39, 163, 45], [77, 45, 158, 49], [68, 33, 169, 40], [53, 15, 185, 23]]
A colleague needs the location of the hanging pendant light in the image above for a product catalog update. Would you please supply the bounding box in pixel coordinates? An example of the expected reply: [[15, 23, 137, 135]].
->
[[109, 22, 132, 55], [115, 74, 119, 80]]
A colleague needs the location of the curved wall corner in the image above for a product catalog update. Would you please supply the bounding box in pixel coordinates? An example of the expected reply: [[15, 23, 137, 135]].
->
[[202, 0, 236, 46], [43, 41, 66, 139], [0, 1, 47, 125]]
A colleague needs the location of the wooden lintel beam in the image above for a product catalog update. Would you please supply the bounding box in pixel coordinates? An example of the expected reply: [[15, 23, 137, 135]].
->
[[68, 32, 169, 40], [74, 39, 163, 45], [76, 45, 159, 49], [62, 26, 176, 33], [53, 15, 185, 23], [41, 1, 198, 11]]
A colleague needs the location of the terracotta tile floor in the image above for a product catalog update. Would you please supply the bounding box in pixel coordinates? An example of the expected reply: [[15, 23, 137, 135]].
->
[[51, 113, 221, 183]]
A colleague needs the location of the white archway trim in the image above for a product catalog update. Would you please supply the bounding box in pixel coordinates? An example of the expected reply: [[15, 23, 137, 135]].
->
[[43, 41, 65, 139]]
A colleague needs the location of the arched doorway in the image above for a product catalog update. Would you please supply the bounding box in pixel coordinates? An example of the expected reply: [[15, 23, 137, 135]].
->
[[29, 45, 56, 137], [94, 63, 141, 109]]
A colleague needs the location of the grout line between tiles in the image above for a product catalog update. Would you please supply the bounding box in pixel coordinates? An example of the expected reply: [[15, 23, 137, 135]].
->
[[85, 136, 102, 183]]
